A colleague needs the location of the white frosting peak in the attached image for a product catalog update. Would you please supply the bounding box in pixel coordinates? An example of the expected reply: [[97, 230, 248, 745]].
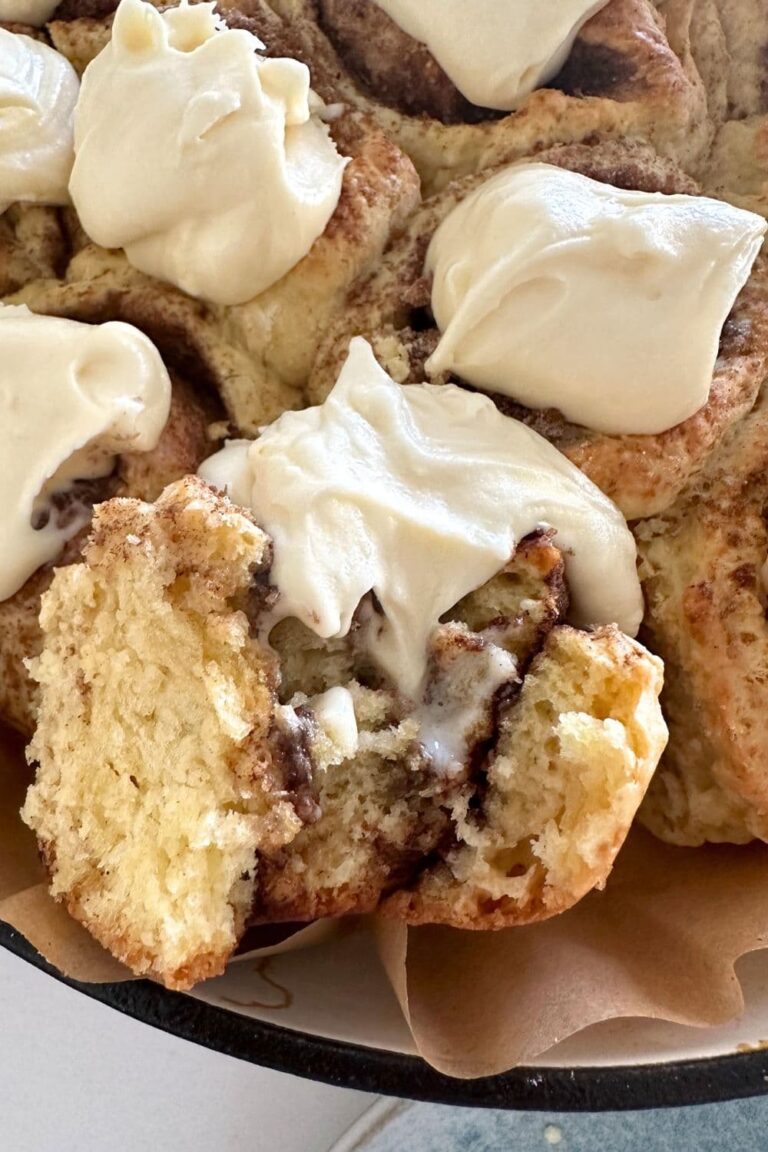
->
[[199, 338, 642, 698], [372, 0, 608, 111], [427, 163, 767, 435], [0, 305, 171, 602], [69, 0, 347, 305], [0, 29, 79, 212]]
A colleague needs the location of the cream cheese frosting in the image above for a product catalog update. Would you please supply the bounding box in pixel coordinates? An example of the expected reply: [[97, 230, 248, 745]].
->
[[311, 686, 359, 762], [426, 163, 768, 436], [0, 305, 171, 602], [199, 337, 642, 698], [0, 29, 79, 213], [69, 0, 347, 306], [372, 0, 608, 111], [0, 0, 59, 25]]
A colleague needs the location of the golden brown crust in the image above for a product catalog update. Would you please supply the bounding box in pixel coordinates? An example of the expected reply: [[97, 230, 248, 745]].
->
[[557, 252, 768, 517], [637, 388, 768, 845], [310, 139, 768, 520], [268, 0, 708, 193]]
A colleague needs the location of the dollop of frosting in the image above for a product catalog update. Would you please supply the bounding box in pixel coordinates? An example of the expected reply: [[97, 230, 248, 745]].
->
[[69, 0, 347, 306], [0, 0, 59, 26], [311, 686, 359, 762], [0, 305, 171, 602], [372, 0, 608, 111], [426, 163, 767, 436], [0, 29, 79, 213], [199, 337, 642, 698]]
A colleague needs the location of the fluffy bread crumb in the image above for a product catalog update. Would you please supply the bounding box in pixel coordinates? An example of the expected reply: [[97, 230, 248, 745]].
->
[[22, 487, 668, 979], [22, 478, 301, 990], [384, 626, 667, 927]]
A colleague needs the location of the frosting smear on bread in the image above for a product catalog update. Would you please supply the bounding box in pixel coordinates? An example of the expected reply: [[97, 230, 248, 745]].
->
[[372, 0, 609, 111], [70, 0, 347, 305], [200, 337, 642, 696], [427, 163, 767, 434], [0, 304, 171, 601]]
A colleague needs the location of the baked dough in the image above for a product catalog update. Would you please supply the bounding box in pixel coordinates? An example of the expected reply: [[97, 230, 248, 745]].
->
[[24, 6, 421, 433], [383, 624, 665, 928], [265, 0, 709, 193], [658, 0, 768, 216], [0, 373, 217, 736], [0, 204, 67, 297], [659, 0, 768, 125], [309, 140, 768, 520], [253, 532, 572, 923], [22, 479, 302, 990], [23, 480, 666, 983], [702, 116, 768, 218], [637, 388, 768, 845], [10, 92, 421, 437], [0, 23, 71, 294]]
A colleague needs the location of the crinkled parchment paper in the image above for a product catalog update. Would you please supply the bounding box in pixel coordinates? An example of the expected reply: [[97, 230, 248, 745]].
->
[[3, 726, 768, 1076]]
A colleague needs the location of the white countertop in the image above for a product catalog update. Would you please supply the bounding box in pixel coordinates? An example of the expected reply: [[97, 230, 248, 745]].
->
[[0, 947, 375, 1152], [7, 943, 768, 1151]]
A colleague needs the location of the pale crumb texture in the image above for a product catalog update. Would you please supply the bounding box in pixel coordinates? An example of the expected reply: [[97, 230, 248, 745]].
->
[[253, 535, 570, 923], [384, 626, 667, 927], [22, 478, 300, 991], [253, 678, 448, 922], [20, 497, 667, 968], [258, 538, 666, 930]]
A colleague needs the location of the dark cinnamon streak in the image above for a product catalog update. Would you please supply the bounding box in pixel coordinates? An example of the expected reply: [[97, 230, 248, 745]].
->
[[268, 707, 322, 826]]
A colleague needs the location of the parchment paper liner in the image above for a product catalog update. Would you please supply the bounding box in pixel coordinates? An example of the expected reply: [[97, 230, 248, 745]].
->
[[3, 726, 768, 1077]]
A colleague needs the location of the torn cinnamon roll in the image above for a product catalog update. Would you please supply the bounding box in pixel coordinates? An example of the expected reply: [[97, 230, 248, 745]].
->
[[0, 303, 220, 735], [21, 345, 666, 988]]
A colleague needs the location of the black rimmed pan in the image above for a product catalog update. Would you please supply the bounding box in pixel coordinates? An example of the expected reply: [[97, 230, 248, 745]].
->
[[4, 922, 768, 1112]]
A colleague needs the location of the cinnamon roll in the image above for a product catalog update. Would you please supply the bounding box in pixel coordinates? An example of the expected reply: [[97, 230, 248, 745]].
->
[[266, 0, 708, 193], [17, 0, 420, 432], [637, 387, 768, 845], [0, 303, 220, 736], [21, 348, 666, 988], [309, 140, 768, 520]]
